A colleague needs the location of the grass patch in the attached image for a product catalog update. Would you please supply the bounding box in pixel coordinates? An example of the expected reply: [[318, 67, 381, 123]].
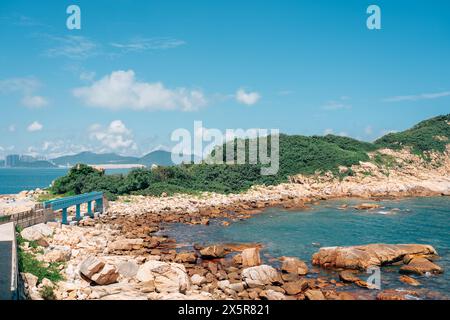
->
[[16, 226, 63, 283], [40, 285, 56, 300], [372, 152, 397, 169]]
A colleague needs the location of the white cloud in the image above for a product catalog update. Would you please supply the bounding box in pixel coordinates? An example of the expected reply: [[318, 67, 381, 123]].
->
[[380, 129, 398, 136], [44, 35, 98, 59], [80, 71, 96, 82], [27, 121, 43, 132], [364, 125, 373, 135], [323, 128, 334, 135], [110, 37, 185, 53], [89, 120, 137, 152], [235, 88, 260, 105], [21, 95, 48, 108], [383, 91, 450, 102], [0, 77, 40, 93], [322, 96, 352, 110], [73, 70, 207, 111], [8, 124, 16, 132], [0, 77, 48, 108]]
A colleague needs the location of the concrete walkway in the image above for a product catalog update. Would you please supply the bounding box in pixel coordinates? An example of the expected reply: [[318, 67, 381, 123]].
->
[[0, 222, 17, 300]]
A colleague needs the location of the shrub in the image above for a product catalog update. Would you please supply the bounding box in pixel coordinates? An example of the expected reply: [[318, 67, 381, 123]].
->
[[40, 285, 56, 300]]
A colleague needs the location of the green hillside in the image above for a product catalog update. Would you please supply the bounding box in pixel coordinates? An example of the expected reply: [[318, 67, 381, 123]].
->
[[50, 114, 449, 199], [375, 114, 450, 154]]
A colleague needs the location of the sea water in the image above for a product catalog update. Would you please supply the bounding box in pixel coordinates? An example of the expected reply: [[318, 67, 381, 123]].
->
[[162, 197, 450, 299], [0, 168, 134, 194]]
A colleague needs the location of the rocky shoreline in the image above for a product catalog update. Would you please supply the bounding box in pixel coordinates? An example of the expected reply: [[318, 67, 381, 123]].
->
[[13, 148, 450, 300], [19, 216, 446, 301]]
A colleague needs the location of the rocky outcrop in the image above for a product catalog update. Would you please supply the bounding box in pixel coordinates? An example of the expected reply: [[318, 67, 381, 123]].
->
[[338, 270, 370, 288], [241, 248, 261, 267], [400, 257, 443, 275], [136, 260, 191, 293], [241, 265, 282, 288], [79, 256, 105, 279], [79, 257, 119, 285], [21, 223, 53, 241], [399, 275, 421, 286], [376, 289, 418, 300], [117, 261, 139, 278], [305, 289, 326, 300], [91, 264, 120, 285], [353, 203, 381, 210], [281, 257, 308, 275], [108, 239, 144, 251], [43, 246, 71, 263], [312, 244, 438, 270], [259, 289, 286, 300], [199, 245, 225, 259]]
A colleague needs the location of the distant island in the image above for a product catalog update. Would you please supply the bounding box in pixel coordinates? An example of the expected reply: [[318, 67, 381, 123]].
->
[[0, 150, 178, 169]]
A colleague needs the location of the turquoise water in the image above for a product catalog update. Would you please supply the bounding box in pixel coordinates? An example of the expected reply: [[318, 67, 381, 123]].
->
[[0, 168, 134, 194], [162, 197, 450, 299]]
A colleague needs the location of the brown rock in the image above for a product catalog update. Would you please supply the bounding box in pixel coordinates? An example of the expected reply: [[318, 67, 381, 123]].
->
[[312, 244, 438, 270], [304, 289, 326, 300], [353, 203, 381, 210], [400, 257, 443, 275], [259, 289, 286, 300], [339, 270, 370, 288], [242, 265, 282, 288], [241, 248, 261, 267], [91, 264, 119, 285], [175, 252, 197, 264], [399, 275, 421, 286], [282, 279, 309, 295], [248, 290, 259, 300], [79, 256, 105, 279], [281, 257, 308, 275], [36, 238, 49, 247], [376, 289, 418, 300], [232, 254, 242, 265], [108, 238, 144, 251], [338, 292, 357, 300], [140, 280, 156, 293], [200, 245, 225, 259]]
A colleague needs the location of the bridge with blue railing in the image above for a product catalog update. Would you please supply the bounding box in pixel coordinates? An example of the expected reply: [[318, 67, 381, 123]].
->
[[43, 192, 104, 225]]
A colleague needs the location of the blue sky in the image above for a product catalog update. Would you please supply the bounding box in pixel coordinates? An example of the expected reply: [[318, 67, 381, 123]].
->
[[0, 0, 449, 158]]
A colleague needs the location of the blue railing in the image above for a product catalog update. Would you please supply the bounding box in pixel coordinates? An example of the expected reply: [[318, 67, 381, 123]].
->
[[43, 192, 104, 224]]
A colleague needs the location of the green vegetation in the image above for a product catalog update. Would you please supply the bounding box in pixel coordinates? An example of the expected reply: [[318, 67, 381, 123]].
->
[[375, 114, 450, 154], [16, 229, 63, 283], [49, 115, 449, 199], [40, 286, 56, 300], [372, 152, 397, 169], [35, 191, 65, 202], [50, 134, 370, 199]]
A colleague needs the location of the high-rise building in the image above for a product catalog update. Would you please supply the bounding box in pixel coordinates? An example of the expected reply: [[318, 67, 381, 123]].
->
[[5, 154, 20, 167]]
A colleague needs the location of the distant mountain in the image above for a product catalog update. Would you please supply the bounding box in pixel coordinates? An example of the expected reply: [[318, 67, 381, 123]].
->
[[139, 150, 175, 166], [50, 150, 203, 167], [12, 160, 57, 168], [51, 151, 139, 166]]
